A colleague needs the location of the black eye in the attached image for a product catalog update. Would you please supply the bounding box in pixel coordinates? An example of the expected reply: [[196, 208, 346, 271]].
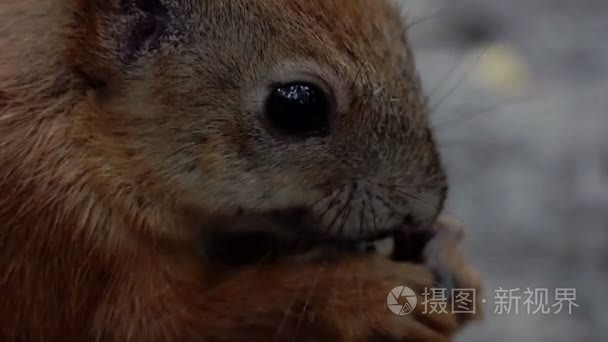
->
[[264, 82, 331, 138]]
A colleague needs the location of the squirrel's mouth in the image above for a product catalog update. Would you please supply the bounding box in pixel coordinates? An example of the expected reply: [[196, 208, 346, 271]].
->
[[200, 207, 435, 267]]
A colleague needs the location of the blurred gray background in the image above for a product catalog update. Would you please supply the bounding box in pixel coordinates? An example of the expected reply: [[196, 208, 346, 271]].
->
[[401, 0, 607, 341]]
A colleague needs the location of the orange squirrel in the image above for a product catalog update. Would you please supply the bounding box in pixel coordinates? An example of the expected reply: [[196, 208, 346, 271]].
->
[[0, 0, 482, 341]]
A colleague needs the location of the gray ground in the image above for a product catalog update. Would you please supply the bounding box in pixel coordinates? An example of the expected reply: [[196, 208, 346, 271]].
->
[[401, 0, 608, 341]]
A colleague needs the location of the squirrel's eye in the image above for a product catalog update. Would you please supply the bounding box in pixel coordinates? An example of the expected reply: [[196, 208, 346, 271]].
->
[[264, 82, 331, 138]]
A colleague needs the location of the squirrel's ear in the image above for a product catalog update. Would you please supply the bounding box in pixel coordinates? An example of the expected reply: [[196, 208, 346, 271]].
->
[[68, 0, 170, 83]]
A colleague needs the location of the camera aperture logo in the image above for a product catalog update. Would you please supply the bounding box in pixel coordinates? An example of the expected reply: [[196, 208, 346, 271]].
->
[[387, 286, 418, 315]]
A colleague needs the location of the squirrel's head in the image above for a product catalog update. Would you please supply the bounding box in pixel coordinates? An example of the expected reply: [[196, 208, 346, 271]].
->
[[67, 0, 447, 241]]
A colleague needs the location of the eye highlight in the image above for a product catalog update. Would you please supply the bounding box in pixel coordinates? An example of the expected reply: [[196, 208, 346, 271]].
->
[[264, 82, 331, 138]]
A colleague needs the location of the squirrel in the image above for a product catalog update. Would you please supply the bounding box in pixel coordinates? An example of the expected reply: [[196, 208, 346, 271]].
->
[[0, 0, 483, 341]]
